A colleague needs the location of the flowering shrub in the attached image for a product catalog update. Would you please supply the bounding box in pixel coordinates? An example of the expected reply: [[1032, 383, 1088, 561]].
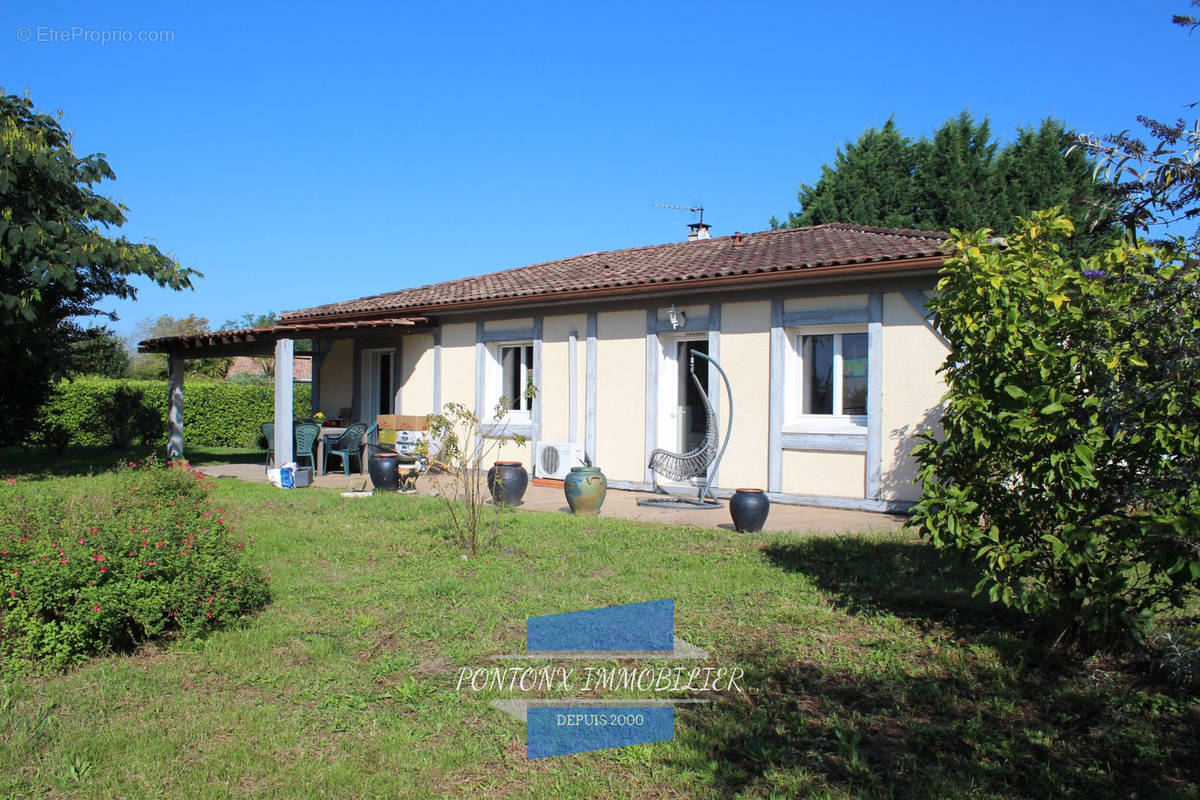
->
[[0, 456, 270, 672], [908, 210, 1200, 642]]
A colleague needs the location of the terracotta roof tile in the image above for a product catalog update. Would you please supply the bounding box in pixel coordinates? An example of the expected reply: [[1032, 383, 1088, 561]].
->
[[281, 224, 949, 321]]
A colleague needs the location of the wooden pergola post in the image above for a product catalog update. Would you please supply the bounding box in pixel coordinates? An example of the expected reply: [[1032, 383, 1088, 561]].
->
[[167, 352, 184, 459], [273, 338, 294, 467]]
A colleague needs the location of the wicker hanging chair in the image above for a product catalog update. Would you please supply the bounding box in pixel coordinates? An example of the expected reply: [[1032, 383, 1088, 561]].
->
[[640, 351, 733, 507]]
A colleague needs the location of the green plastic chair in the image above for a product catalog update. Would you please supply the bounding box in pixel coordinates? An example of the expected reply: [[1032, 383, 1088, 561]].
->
[[261, 422, 275, 473], [293, 422, 321, 470], [323, 422, 367, 476]]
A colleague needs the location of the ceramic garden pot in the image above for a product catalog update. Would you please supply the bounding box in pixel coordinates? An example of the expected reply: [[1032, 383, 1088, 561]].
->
[[729, 488, 770, 532], [397, 457, 421, 493], [487, 461, 529, 506], [564, 466, 607, 515], [369, 452, 401, 492]]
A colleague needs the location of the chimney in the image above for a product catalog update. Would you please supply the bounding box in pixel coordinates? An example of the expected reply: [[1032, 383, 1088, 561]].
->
[[687, 222, 712, 241]]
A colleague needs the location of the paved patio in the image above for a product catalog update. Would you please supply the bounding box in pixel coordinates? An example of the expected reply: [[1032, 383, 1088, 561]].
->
[[198, 462, 906, 535]]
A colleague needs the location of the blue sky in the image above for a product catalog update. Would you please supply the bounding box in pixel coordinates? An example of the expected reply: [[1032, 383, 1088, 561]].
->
[[2, 1, 1195, 339]]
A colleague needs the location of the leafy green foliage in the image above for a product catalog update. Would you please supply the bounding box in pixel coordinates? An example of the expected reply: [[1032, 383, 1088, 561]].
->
[[0, 92, 196, 444], [129, 315, 230, 379], [908, 210, 1200, 641], [0, 457, 270, 672], [221, 310, 277, 331], [1073, 6, 1199, 248], [65, 326, 129, 378], [417, 388, 535, 555], [30, 377, 310, 449], [774, 114, 1117, 252], [769, 118, 923, 230], [911, 111, 997, 231]]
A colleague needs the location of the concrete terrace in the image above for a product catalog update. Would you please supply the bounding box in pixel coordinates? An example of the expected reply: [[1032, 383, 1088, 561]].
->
[[197, 462, 906, 535]]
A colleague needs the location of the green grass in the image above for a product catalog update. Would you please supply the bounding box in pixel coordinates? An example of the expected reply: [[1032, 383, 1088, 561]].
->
[[0, 445, 264, 478], [1, 467, 1197, 799]]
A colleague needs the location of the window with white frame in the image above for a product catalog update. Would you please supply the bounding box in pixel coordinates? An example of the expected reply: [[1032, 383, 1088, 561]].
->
[[493, 342, 534, 419], [787, 327, 869, 430]]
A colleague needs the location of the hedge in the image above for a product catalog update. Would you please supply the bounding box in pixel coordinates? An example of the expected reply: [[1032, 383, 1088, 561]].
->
[[31, 377, 312, 449]]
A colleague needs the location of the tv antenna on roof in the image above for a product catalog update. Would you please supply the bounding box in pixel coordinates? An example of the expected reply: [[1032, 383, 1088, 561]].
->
[[654, 203, 711, 240]]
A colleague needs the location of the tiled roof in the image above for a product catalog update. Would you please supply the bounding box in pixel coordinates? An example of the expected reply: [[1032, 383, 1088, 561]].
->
[[281, 224, 949, 321]]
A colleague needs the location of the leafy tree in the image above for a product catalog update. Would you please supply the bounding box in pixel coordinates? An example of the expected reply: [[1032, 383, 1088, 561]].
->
[[222, 310, 277, 331], [912, 111, 997, 231], [991, 119, 1115, 235], [770, 118, 923, 229], [908, 210, 1199, 642], [774, 112, 1117, 250], [128, 314, 229, 379], [66, 326, 129, 378], [0, 92, 195, 442], [1074, 7, 1199, 248]]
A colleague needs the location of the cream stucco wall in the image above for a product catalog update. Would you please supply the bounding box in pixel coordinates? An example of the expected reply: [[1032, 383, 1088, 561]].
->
[[317, 338, 354, 418], [540, 314, 586, 446], [315, 285, 947, 506], [880, 292, 948, 502], [595, 309, 646, 482], [439, 322, 476, 410], [718, 301, 770, 490], [399, 332, 435, 416], [781, 451, 867, 498]]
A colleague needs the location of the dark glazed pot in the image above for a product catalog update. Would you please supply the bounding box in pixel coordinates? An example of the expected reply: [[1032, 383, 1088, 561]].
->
[[369, 452, 401, 492], [564, 466, 607, 515], [487, 461, 529, 506], [729, 488, 770, 532]]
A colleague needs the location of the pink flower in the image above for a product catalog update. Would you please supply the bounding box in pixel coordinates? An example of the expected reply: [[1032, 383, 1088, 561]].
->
[[93, 605, 101, 611]]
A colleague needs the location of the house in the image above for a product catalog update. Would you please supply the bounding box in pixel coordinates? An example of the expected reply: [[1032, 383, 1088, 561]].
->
[[140, 223, 951, 512]]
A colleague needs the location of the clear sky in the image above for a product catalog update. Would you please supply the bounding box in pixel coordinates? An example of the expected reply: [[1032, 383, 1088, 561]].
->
[[2, 1, 1195, 339]]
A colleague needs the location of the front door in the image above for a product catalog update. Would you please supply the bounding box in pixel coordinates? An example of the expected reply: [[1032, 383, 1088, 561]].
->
[[657, 336, 709, 486], [360, 348, 395, 423]]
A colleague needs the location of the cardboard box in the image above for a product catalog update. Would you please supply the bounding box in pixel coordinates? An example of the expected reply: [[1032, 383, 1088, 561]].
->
[[377, 414, 427, 431]]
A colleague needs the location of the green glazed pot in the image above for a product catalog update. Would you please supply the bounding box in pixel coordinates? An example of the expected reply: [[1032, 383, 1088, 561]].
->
[[564, 466, 607, 515]]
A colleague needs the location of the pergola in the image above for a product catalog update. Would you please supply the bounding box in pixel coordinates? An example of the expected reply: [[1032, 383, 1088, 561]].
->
[[138, 317, 429, 465]]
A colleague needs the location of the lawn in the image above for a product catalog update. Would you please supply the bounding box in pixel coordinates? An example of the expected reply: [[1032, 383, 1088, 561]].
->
[[1, 459, 1198, 799]]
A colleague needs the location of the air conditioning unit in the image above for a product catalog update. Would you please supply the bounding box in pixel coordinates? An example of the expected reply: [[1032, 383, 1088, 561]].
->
[[536, 441, 581, 480]]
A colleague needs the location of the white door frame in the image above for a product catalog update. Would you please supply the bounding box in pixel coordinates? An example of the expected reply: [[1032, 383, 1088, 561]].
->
[[359, 347, 397, 423], [656, 332, 709, 485]]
